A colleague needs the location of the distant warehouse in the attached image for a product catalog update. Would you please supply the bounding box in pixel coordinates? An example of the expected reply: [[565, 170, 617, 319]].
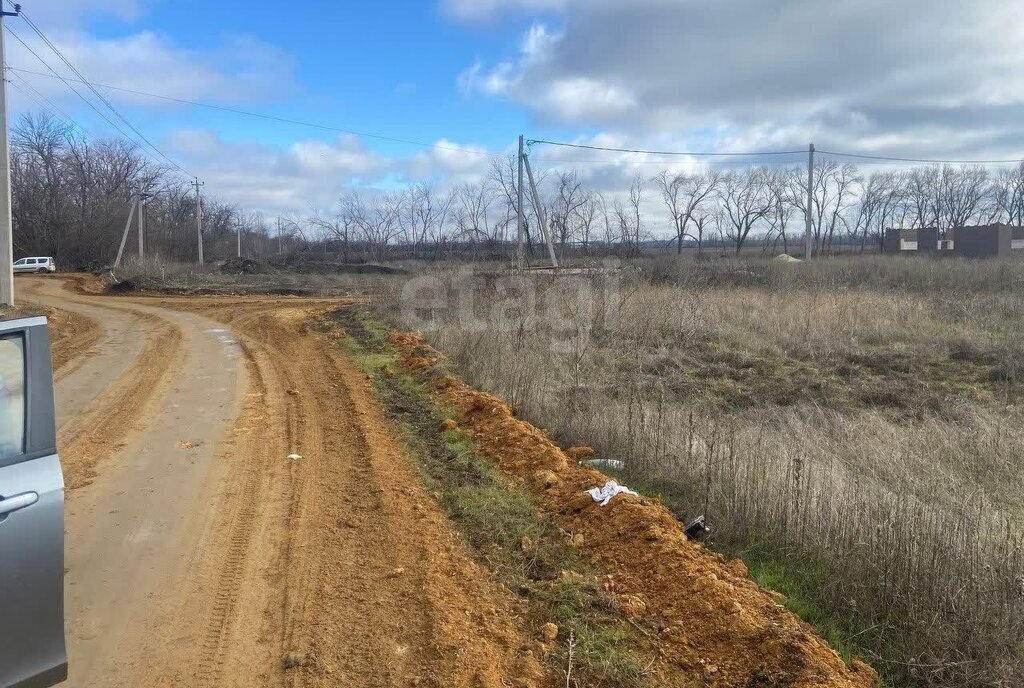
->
[[883, 224, 1024, 258]]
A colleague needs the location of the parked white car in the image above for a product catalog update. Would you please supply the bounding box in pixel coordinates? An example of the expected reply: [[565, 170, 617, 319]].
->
[[13, 257, 56, 274]]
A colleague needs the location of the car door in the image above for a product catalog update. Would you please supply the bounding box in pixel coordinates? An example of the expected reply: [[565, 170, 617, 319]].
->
[[12, 259, 26, 273], [0, 316, 67, 687]]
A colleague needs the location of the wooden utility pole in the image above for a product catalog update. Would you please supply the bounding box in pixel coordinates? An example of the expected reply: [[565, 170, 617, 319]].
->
[[516, 135, 525, 270], [0, 4, 21, 304], [805, 143, 815, 259], [191, 178, 204, 265]]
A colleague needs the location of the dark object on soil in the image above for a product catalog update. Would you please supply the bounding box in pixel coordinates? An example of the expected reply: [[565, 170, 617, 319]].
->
[[282, 652, 306, 669], [109, 278, 137, 293], [335, 263, 406, 275], [220, 257, 262, 275], [684, 515, 711, 541]]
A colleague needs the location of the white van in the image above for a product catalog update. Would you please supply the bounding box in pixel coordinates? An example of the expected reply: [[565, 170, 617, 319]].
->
[[13, 257, 56, 274]]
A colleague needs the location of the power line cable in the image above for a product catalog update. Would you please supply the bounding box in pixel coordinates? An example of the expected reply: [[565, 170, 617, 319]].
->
[[816, 149, 1024, 165], [7, 66, 501, 158], [527, 138, 806, 157], [6, 67, 83, 129], [11, 7, 188, 173], [4, 26, 137, 141], [5, 77, 56, 119], [536, 154, 806, 166], [531, 138, 1024, 166]]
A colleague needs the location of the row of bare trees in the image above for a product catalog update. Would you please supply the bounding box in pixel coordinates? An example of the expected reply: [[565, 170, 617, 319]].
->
[[309, 157, 1024, 261], [653, 161, 1024, 256], [15, 109, 1024, 266], [11, 113, 272, 268]]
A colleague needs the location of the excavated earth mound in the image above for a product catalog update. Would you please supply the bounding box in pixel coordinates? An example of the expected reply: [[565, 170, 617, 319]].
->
[[389, 332, 878, 688]]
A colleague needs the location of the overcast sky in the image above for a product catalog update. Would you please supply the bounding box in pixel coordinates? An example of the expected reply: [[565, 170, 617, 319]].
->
[[7, 0, 1024, 222]]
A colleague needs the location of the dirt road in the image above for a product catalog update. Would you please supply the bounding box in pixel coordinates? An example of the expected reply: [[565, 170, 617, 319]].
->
[[20, 276, 541, 688]]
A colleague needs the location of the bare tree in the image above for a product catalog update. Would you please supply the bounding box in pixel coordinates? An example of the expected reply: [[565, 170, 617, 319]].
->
[[995, 163, 1024, 225], [341, 191, 401, 262], [397, 183, 454, 258], [938, 165, 993, 234], [548, 170, 586, 253], [655, 170, 721, 254], [613, 174, 645, 256], [763, 169, 794, 254], [577, 193, 599, 254], [718, 168, 774, 254]]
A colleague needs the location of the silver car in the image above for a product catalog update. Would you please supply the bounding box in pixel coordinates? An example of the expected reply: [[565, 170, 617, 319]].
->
[[0, 316, 67, 687], [12, 258, 57, 274]]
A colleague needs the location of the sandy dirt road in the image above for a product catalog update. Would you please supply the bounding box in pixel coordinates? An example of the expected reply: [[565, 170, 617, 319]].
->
[[19, 277, 542, 688]]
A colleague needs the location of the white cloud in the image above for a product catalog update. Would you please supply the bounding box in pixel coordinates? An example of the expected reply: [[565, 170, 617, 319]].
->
[[285, 135, 384, 177], [452, 0, 1024, 159], [161, 130, 498, 217], [540, 77, 636, 121], [7, 29, 293, 108]]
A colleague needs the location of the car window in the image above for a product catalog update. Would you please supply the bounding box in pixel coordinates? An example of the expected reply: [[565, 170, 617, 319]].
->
[[0, 334, 26, 460], [13, 259, 24, 265]]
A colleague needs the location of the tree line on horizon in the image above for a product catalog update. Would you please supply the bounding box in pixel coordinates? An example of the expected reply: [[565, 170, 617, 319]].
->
[[11, 111, 1024, 267]]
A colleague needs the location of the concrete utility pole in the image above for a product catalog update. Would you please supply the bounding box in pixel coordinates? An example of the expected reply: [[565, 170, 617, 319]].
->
[[113, 197, 137, 268], [191, 178, 204, 265], [277, 216, 282, 255], [516, 135, 525, 270], [138, 193, 148, 260], [522, 152, 559, 269], [236, 221, 241, 258], [805, 143, 815, 259], [0, 4, 21, 305]]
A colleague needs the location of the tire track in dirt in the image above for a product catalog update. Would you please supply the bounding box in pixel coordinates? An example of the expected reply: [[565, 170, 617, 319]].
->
[[134, 296, 547, 688], [23, 278, 248, 687], [15, 276, 100, 376], [19, 276, 184, 491]]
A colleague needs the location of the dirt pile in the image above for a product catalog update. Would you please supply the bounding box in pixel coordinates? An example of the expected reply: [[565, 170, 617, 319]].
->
[[389, 332, 878, 688]]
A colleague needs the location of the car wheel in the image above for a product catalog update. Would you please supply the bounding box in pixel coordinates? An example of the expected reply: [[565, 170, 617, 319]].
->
[[36, 268, 47, 274]]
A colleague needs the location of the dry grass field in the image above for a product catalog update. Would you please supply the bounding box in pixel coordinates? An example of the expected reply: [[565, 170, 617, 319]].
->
[[379, 255, 1024, 688]]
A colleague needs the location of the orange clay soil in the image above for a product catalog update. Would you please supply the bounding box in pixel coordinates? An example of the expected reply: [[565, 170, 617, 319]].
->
[[389, 332, 878, 688]]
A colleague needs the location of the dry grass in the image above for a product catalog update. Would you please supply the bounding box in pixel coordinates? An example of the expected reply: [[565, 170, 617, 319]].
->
[[113, 258, 393, 296], [378, 255, 1024, 688]]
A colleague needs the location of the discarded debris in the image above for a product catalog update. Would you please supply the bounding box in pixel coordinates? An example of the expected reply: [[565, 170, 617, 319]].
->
[[582, 458, 625, 471], [684, 515, 711, 541], [287, 453, 303, 461], [586, 480, 639, 506]]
